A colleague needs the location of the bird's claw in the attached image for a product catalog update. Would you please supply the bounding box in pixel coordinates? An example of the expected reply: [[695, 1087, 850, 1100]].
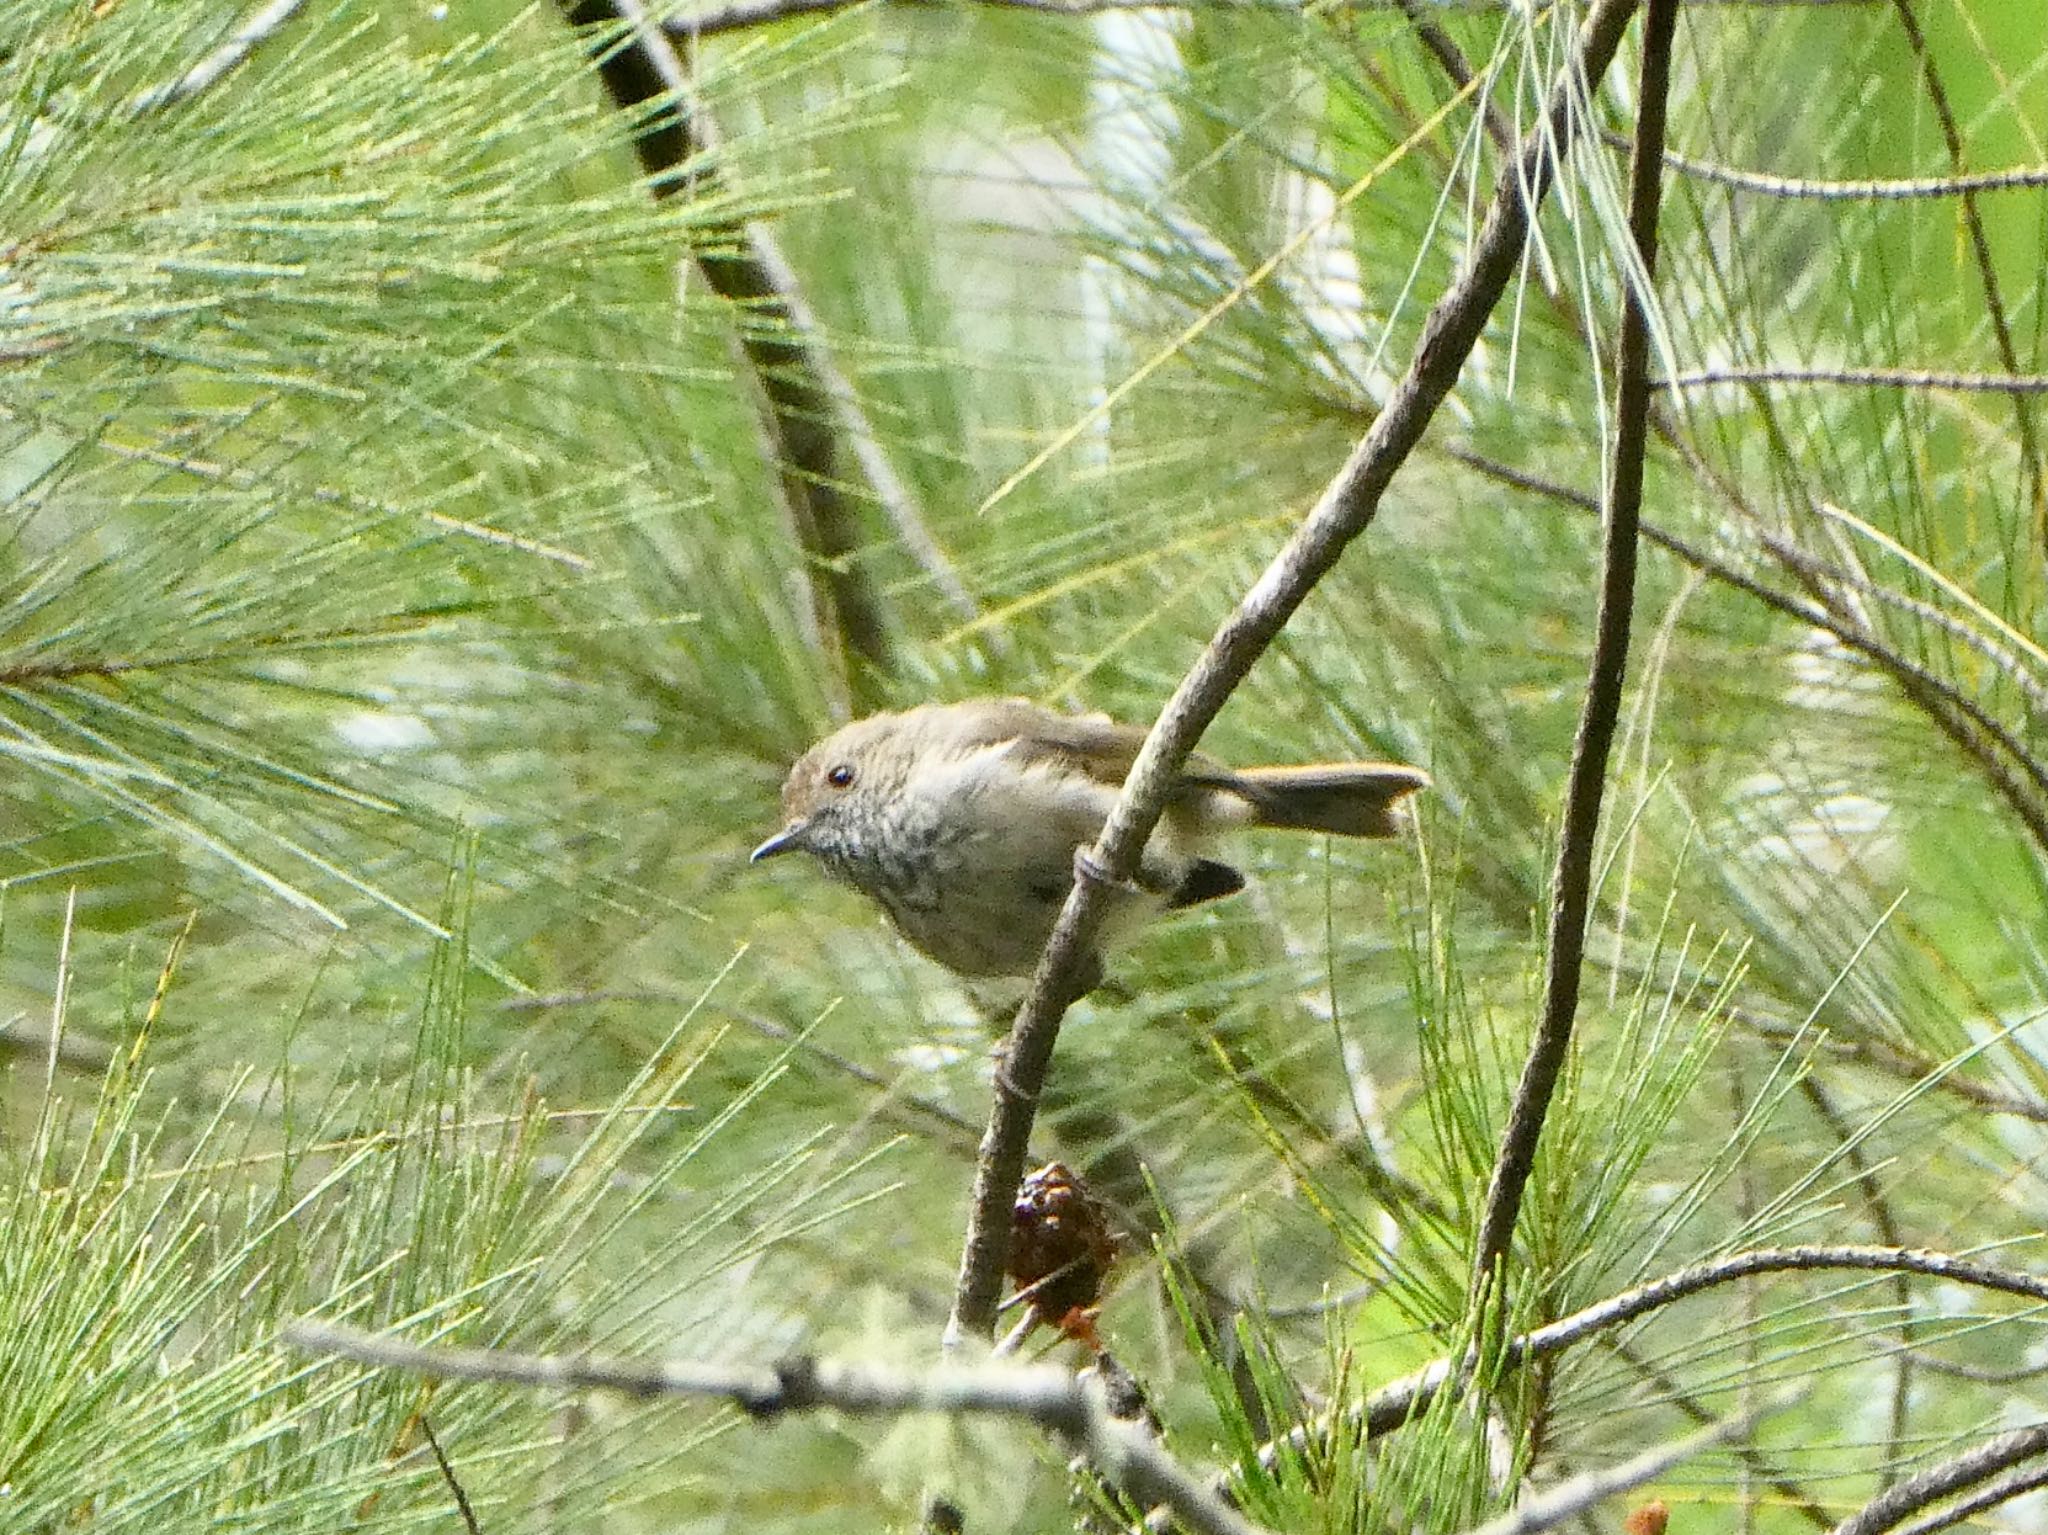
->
[[1071, 846, 1138, 895]]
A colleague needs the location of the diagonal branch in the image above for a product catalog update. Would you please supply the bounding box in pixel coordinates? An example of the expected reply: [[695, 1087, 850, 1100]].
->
[[1885, 1462, 2048, 1535], [1447, 447, 2048, 857], [1466, 0, 1675, 1313], [131, 0, 308, 112], [563, 0, 983, 710], [944, 0, 1649, 1345], [1831, 1422, 2048, 1535]]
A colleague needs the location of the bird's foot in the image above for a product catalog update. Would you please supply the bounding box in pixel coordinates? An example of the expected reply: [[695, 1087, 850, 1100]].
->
[[1071, 846, 1141, 896]]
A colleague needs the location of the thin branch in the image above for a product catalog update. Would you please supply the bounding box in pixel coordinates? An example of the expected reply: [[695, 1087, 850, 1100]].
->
[[1468, 0, 1674, 1308], [1358, 1243, 2048, 1439], [1659, 366, 2048, 395], [1649, 144, 2048, 200], [131, 0, 307, 113], [1176, 1244, 2007, 1529], [418, 1418, 484, 1535], [1885, 0, 2045, 539], [568, 0, 886, 709], [1885, 1462, 2048, 1535], [1783, 551, 2048, 720], [943, 0, 1648, 1346], [1746, 527, 2048, 801], [1447, 447, 2048, 859], [1830, 1422, 2048, 1535], [1389, 0, 1516, 155], [668, 0, 1887, 39], [564, 1, 980, 706], [1884, 1346, 2048, 1386], [623, 2, 981, 634], [1455, 1408, 1764, 1535], [285, 1322, 1275, 1535]]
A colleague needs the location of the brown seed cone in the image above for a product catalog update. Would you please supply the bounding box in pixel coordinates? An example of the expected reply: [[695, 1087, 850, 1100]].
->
[[1009, 1161, 1119, 1325]]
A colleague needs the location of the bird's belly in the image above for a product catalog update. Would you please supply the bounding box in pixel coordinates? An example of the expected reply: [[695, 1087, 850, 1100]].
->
[[863, 825, 1167, 978], [863, 832, 1067, 976]]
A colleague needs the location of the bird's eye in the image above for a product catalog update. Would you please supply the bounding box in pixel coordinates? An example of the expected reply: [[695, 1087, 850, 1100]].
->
[[825, 763, 856, 789]]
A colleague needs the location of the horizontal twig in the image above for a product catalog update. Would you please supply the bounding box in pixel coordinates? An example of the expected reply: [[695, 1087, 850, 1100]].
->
[[286, 1321, 1273, 1535], [1660, 366, 2048, 395], [1261, 1244, 2048, 1462], [668, 0, 1885, 38], [1651, 144, 2048, 200]]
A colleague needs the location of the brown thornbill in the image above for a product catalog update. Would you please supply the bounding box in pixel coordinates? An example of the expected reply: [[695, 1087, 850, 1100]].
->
[[751, 698, 1428, 984]]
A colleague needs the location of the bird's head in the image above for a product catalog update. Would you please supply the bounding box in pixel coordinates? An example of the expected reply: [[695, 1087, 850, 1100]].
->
[[750, 714, 919, 870]]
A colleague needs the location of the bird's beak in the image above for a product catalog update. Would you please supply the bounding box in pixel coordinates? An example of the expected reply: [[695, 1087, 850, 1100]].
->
[[750, 820, 810, 863]]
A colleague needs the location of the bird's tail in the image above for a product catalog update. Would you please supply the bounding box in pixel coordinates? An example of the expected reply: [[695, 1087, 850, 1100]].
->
[[1218, 763, 1431, 838]]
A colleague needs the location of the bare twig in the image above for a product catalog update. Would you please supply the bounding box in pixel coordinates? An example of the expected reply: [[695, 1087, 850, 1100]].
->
[[1660, 366, 2048, 395], [668, 0, 1885, 39], [943, 0, 1648, 1347], [131, 0, 307, 112], [286, 1321, 1275, 1535], [1460, 444, 2048, 720], [1830, 1422, 2048, 1535], [1885, 0, 2044, 538], [1647, 144, 2048, 200], [1160, 1242, 1988, 1531], [1885, 1462, 2048, 1535], [563, 1, 981, 706], [568, 0, 886, 708], [419, 1418, 484, 1535], [1447, 447, 2048, 859], [1885, 1346, 2048, 1386], [1352, 1243, 2048, 1440], [1467, 0, 1674, 1310], [1388, 0, 1515, 155]]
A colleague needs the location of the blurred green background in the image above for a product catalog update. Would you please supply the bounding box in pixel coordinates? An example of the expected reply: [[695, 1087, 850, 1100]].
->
[[2, 0, 2046, 1530]]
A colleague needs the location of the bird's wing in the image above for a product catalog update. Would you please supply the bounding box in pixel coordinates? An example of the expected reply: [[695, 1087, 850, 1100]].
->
[[948, 698, 1225, 791]]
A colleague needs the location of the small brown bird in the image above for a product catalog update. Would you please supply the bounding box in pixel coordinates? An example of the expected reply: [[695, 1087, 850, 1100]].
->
[[751, 698, 1427, 983]]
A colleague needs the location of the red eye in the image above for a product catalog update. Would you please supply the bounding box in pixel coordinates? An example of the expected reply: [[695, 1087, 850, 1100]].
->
[[826, 764, 856, 789]]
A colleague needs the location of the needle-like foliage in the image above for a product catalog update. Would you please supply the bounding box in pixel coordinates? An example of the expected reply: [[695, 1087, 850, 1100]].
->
[[5, 0, 2048, 1530]]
